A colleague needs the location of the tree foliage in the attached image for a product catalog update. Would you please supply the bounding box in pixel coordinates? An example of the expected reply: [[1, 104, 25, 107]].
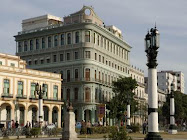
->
[[107, 77, 138, 121], [161, 91, 187, 124]]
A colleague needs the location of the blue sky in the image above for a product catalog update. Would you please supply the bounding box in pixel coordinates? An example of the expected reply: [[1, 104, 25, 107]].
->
[[0, 0, 186, 93]]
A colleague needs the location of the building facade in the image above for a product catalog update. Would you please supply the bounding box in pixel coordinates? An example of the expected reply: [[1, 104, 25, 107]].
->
[[0, 53, 62, 127], [129, 66, 147, 125], [157, 71, 185, 94], [14, 6, 131, 124]]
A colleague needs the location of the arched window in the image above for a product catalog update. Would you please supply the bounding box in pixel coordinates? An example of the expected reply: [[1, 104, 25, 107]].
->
[[95, 88, 98, 100], [67, 33, 71, 44], [75, 32, 79, 43], [53, 85, 58, 99], [54, 35, 58, 46]]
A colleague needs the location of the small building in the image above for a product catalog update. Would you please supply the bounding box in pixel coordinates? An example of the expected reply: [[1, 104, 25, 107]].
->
[[0, 53, 63, 127]]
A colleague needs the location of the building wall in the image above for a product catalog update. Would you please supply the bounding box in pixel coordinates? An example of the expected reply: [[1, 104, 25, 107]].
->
[[0, 53, 62, 127]]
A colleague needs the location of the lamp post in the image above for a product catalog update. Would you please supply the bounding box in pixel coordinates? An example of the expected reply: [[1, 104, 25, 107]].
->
[[168, 82, 177, 134], [144, 26, 162, 140], [34, 83, 45, 128]]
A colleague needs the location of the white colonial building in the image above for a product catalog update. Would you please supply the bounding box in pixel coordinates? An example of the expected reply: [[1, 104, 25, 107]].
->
[[157, 71, 185, 94], [0, 53, 62, 127]]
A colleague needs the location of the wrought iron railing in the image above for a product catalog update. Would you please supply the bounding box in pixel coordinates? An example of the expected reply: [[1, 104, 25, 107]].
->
[[1, 93, 13, 98]]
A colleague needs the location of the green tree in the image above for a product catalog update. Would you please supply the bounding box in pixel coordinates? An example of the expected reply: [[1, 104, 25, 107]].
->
[[161, 91, 187, 124], [107, 77, 138, 121]]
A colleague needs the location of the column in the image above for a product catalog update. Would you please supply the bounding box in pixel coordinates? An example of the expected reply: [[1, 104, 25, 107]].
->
[[48, 107, 52, 124], [168, 92, 177, 134], [127, 104, 130, 127], [91, 109, 95, 124], [58, 106, 61, 128]]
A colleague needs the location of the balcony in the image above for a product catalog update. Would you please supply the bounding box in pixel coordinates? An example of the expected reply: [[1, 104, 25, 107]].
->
[[44, 97, 63, 102], [1, 93, 13, 98], [29, 95, 38, 100], [62, 78, 112, 87], [16, 94, 27, 99]]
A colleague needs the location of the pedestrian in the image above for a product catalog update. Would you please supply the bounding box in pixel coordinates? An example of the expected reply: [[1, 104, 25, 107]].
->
[[86, 120, 91, 134], [143, 121, 147, 134], [11, 120, 15, 129], [15, 121, 19, 139], [80, 120, 85, 134]]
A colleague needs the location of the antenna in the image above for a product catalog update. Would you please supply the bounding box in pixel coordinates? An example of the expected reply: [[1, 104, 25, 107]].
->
[[155, 22, 157, 28]]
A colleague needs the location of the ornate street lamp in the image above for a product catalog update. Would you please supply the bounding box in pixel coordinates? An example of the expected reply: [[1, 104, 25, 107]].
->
[[144, 26, 163, 140], [35, 83, 46, 127], [168, 82, 177, 134]]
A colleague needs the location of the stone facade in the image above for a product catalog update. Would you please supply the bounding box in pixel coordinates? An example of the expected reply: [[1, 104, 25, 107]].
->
[[14, 6, 131, 125], [0, 53, 62, 127]]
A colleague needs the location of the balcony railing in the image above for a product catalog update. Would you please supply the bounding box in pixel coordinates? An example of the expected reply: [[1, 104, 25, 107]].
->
[[1, 93, 13, 98], [16, 94, 27, 99], [29, 95, 38, 100], [63, 78, 112, 87], [44, 97, 63, 102]]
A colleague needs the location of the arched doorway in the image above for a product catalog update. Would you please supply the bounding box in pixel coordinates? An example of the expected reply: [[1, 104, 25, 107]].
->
[[18, 105, 25, 126], [74, 109, 78, 122], [52, 107, 58, 126], [84, 109, 91, 123]]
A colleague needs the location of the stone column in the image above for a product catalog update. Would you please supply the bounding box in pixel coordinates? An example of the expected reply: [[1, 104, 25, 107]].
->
[[168, 90, 177, 134], [48, 107, 52, 124], [91, 109, 95, 125], [58, 106, 61, 128], [127, 104, 130, 127]]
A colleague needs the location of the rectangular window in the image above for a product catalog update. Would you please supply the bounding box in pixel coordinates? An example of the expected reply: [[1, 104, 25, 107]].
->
[[54, 35, 58, 47], [60, 54, 64, 61], [74, 52, 78, 59], [47, 58, 50, 63], [36, 39, 39, 50], [99, 55, 101, 62], [75, 32, 79, 43], [67, 53, 70, 60], [43, 84, 48, 99], [85, 31, 90, 42], [24, 41, 28, 52], [61, 34, 65, 45], [40, 59, 44, 64], [74, 88, 78, 100], [30, 40, 33, 51], [67, 70, 70, 82], [85, 51, 90, 58], [11, 63, 15, 67], [53, 55, 57, 62], [18, 42, 22, 52], [48, 37, 51, 48], [67, 33, 71, 44], [34, 60, 38, 65], [97, 35, 100, 46], [53, 85, 58, 100], [0, 61, 2, 65], [75, 69, 79, 79], [102, 56, 104, 63], [3, 79, 10, 94], [95, 53, 97, 60], [18, 81, 23, 95], [30, 83, 36, 97], [42, 38, 45, 49]]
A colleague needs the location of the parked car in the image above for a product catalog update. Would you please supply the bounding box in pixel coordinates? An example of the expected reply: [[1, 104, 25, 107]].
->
[[46, 123, 56, 129]]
